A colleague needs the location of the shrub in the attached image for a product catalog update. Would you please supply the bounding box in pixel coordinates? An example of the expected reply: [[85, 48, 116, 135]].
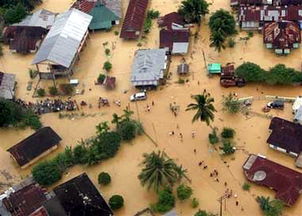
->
[[248, 31, 254, 38], [227, 38, 236, 48], [208, 128, 219, 144], [152, 187, 175, 213], [266, 64, 302, 85], [60, 84, 74, 95], [73, 144, 88, 164], [221, 140, 235, 155], [32, 161, 62, 186], [221, 127, 235, 139], [4, 3, 27, 24], [147, 9, 160, 19], [235, 62, 266, 82], [0, 44, 3, 56], [105, 48, 110, 56], [191, 198, 199, 208], [242, 182, 251, 191], [37, 88, 46, 97], [177, 184, 193, 200], [117, 120, 137, 141], [97, 74, 106, 84], [256, 196, 284, 216], [222, 93, 241, 114], [114, 31, 119, 35], [98, 172, 111, 185], [194, 210, 208, 216], [21, 110, 42, 130], [178, 78, 185, 84], [94, 131, 122, 159], [109, 195, 124, 210], [48, 86, 58, 96], [103, 61, 112, 71], [143, 18, 152, 33], [29, 69, 38, 79]]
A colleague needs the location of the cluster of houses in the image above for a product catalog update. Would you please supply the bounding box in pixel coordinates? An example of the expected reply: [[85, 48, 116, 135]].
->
[[232, 0, 302, 54], [0, 173, 113, 216]]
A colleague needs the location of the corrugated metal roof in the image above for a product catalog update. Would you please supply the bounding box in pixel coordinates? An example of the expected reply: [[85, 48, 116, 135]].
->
[[14, 9, 56, 29], [131, 49, 167, 86], [32, 9, 92, 68], [0, 72, 15, 100]]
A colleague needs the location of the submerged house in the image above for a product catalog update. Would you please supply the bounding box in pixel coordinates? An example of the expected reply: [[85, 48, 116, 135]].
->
[[243, 154, 302, 206], [131, 49, 169, 88], [0, 72, 16, 100], [120, 0, 149, 39], [160, 29, 189, 54], [3, 9, 56, 54], [72, 0, 122, 30], [32, 9, 92, 79], [158, 12, 187, 30], [43, 173, 113, 216], [267, 117, 302, 167], [7, 127, 62, 168], [239, 5, 302, 30], [263, 21, 301, 54]]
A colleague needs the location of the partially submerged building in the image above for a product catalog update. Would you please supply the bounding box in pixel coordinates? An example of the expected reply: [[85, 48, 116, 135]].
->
[[232, 0, 302, 6], [120, 0, 149, 39], [131, 49, 169, 88], [44, 173, 113, 216], [0, 72, 16, 100], [239, 5, 302, 30], [158, 12, 186, 30], [0, 178, 49, 216], [32, 9, 92, 79], [243, 154, 302, 206], [159, 29, 189, 54], [7, 127, 62, 168], [177, 63, 189, 75], [263, 21, 301, 54], [267, 117, 302, 167], [72, 0, 122, 30], [3, 9, 56, 54]]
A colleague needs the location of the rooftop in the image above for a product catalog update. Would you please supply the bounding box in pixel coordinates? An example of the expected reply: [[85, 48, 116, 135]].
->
[[131, 49, 167, 86], [267, 117, 302, 154], [243, 154, 302, 206], [158, 12, 186, 30], [0, 72, 16, 100], [159, 29, 189, 53], [14, 9, 56, 29], [120, 0, 149, 39], [48, 173, 113, 216], [263, 21, 301, 49], [32, 8, 92, 68], [7, 127, 62, 167]]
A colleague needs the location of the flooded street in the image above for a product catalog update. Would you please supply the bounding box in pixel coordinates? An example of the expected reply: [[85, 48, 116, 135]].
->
[[0, 0, 302, 215]]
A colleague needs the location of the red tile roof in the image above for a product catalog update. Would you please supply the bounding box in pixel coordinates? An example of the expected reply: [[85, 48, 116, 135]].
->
[[267, 117, 302, 154], [120, 0, 149, 39], [2, 184, 48, 216], [158, 12, 185, 30], [243, 154, 302, 206], [159, 29, 189, 51], [263, 21, 301, 49], [71, 0, 95, 13]]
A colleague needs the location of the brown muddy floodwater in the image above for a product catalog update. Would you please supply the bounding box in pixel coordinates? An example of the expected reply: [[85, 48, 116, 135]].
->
[[0, 0, 302, 215]]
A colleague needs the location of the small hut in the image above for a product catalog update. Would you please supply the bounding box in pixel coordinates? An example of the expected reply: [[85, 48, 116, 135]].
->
[[104, 76, 116, 89], [207, 63, 221, 74], [177, 63, 189, 75]]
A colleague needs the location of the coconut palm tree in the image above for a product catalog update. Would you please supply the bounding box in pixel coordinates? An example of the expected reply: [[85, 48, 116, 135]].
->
[[186, 90, 216, 126], [138, 151, 185, 192], [210, 31, 226, 52], [178, 0, 209, 24]]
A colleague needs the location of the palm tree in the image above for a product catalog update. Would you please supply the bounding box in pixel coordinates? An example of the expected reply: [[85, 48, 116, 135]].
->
[[121, 109, 134, 121], [210, 31, 226, 52], [138, 151, 185, 192], [111, 113, 122, 128], [256, 196, 271, 211], [186, 90, 216, 126], [178, 0, 209, 24]]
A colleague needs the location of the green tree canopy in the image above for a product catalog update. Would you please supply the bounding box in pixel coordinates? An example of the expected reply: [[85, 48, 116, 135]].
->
[[138, 151, 186, 192], [109, 195, 124, 210], [186, 90, 216, 126], [32, 161, 62, 186], [151, 187, 175, 213], [178, 0, 209, 24], [256, 196, 284, 216], [98, 172, 111, 185], [176, 184, 193, 200], [235, 62, 267, 82], [222, 93, 241, 114]]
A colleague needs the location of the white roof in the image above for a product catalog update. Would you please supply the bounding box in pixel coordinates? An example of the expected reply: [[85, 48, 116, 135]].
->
[[14, 9, 56, 29], [32, 9, 92, 68], [293, 96, 302, 111]]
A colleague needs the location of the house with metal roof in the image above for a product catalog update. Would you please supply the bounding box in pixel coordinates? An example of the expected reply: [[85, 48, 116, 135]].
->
[[263, 21, 301, 54], [7, 127, 62, 168], [0, 72, 16, 100], [32, 9, 92, 80], [243, 154, 302, 206], [160, 29, 189, 54], [131, 49, 168, 88], [207, 63, 221, 74], [120, 0, 149, 39], [158, 12, 187, 30], [14, 9, 56, 30], [72, 0, 122, 30]]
